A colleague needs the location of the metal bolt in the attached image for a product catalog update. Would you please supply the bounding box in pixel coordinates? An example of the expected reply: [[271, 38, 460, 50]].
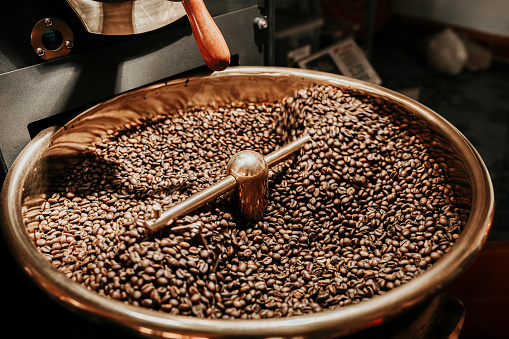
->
[[36, 47, 45, 57], [254, 17, 268, 30], [65, 40, 74, 49], [44, 18, 53, 27]]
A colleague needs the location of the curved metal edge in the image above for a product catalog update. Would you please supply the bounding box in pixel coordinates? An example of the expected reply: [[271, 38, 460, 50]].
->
[[0, 127, 69, 301], [0, 66, 495, 338]]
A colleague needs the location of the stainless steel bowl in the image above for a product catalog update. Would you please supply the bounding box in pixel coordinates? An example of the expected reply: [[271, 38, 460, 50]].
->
[[1, 67, 494, 338]]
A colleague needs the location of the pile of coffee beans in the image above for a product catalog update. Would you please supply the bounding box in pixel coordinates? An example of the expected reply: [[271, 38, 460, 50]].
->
[[24, 85, 469, 319]]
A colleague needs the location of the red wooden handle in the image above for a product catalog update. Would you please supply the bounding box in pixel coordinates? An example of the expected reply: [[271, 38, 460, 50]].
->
[[183, 0, 230, 71]]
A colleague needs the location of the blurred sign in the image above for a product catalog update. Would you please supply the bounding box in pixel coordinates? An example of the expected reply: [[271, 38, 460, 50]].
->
[[299, 38, 381, 85]]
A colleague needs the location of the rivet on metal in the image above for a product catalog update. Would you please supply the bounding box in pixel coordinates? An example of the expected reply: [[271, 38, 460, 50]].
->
[[65, 40, 74, 49], [44, 18, 53, 27], [36, 47, 45, 57], [254, 17, 268, 30]]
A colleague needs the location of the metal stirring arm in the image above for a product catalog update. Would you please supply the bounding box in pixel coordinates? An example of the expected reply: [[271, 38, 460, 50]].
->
[[144, 135, 311, 233]]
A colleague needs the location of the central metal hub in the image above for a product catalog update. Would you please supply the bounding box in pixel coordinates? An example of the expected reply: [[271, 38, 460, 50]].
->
[[227, 150, 269, 221]]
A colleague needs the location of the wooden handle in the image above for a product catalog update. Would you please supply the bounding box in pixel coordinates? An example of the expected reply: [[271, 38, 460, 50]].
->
[[183, 0, 230, 71]]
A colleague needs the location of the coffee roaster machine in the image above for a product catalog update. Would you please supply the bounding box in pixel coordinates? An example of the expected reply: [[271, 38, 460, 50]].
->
[[0, 1, 487, 338]]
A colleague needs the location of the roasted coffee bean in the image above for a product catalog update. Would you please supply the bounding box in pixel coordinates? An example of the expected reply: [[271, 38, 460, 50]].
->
[[25, 84, 468, 320]]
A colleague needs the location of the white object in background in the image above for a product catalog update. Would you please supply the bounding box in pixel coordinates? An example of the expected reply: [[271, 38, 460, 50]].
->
[[427, 28, 468, 75]]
